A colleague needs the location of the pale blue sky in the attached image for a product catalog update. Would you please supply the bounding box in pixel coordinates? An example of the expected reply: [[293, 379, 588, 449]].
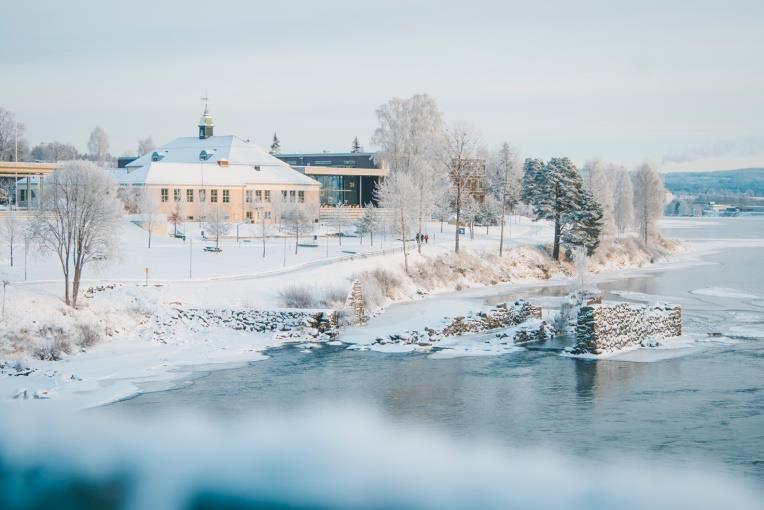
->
[[2, 0, 763, 170]]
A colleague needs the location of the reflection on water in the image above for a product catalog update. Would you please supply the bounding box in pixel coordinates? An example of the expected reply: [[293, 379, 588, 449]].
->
[[113, 219, 764, 483]]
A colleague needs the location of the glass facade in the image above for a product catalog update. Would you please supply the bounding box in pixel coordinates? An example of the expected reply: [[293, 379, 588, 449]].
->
[[316, 175, 378, 206]]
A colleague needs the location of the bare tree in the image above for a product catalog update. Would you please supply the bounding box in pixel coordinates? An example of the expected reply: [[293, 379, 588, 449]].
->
[[87, 126, 110, 165], [612, 166, 634, 235], [137, 136, 155, 156], [332, 202, 345, 246], [581, 160, 616, 237], [168, 199, 184, 238], [371, 94, 446, 254], [257, 206, 269, 258], [31, 161, 123, 307], [376, 171, 417, 273], [138, 188, 163, 248], [0, 213, 20, 266], [0, 107, 29, 162], [632, 162, 665, 244], [204, 204, 230, 249], [491, 142, 520, 255], [280, 202, 313, 255], [445, 122, 480, 253]]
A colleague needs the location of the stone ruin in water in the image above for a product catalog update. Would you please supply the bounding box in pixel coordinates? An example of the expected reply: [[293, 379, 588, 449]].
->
[[572, 302, 682, 355]]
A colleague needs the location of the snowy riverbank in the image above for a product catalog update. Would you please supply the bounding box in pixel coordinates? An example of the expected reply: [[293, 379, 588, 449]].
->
[[0, 217, 709, 411]]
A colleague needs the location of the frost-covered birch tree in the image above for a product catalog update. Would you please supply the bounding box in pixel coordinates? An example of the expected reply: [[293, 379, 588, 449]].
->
[[32, 161, 123, 307], [0, 107, 30, 162], [612, 166, 634, 235], [204, 204, 230, 249], [632, 162, 665, 244], [445, 122, 480, 253], [138, 188, 163, 248], [280, 202, 312, 255], [87, 127, 110, 166], [356, 203, 379, 246], [376, 171, 417, 273], [137, 136, 155, 156], [581, 160, 615, 237], [0, 213, 20, 266], [491, 142, 520, 254], [371, 94, 446, 254]]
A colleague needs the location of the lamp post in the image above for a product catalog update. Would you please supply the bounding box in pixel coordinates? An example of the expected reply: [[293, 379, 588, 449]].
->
[[1, 280, 9, 322]]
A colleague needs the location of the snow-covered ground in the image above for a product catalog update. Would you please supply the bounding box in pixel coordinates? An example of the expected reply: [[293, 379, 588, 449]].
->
[[0, 215, 691, 410]]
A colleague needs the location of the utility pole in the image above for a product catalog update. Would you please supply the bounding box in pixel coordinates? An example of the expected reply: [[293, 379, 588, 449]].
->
[[14, 122, 18, 162], [189, 237, 193, 279]]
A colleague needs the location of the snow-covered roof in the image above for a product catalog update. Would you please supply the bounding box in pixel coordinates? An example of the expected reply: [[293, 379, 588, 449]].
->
[[115, 135, 319, 187]]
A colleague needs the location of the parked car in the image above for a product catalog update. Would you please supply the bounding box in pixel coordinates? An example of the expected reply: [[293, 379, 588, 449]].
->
[[203, 246, 222, 253], [174, 231, 186, 241]]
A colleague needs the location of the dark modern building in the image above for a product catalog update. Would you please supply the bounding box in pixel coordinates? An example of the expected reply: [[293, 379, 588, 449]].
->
[[275, 152, 387, 207]]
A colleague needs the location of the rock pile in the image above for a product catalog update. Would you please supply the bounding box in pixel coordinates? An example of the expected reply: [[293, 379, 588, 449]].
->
[[374, 300, 548, 347], [441, 301, 542, 336], [573, 302, 682, 354], [154, 308, 338, 342]]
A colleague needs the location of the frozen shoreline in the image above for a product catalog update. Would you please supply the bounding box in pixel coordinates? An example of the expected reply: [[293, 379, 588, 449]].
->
[[3, 217, 758, 412]]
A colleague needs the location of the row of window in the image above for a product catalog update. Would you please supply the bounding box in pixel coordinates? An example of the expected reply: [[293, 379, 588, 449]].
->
[[160, 188, 304, 204], [243, 190, 305, 204], [245, 210, 272, 220], [161, 188, 229, 203]]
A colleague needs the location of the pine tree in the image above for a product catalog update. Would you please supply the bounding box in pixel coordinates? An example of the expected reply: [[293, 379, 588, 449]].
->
[[351, 136, 362, 153], [270, 132, 281, 154], [562, 191, 603, 258], [523, 157, 583, 260]]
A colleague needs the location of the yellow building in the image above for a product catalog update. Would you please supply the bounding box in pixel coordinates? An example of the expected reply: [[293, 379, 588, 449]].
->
[[113, 106, 320, 223]]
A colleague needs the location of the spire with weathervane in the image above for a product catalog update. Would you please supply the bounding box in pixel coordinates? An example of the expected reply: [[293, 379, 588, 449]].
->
[[198, 97, 214, 139]]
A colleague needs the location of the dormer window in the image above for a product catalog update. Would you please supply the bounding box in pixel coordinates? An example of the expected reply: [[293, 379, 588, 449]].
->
[[199, 149, 216, 161]]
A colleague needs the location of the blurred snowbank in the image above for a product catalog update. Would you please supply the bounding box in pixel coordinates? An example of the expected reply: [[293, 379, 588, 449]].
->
[[0, 404, 761, 510]]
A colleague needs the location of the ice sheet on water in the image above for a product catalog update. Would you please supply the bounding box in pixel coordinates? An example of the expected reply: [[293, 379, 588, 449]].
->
[[610, 290, 675, 303], [726, 325, 764, 339], [691, 287, 760, 299]]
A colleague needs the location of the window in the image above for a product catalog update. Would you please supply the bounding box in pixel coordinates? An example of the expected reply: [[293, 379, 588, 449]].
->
[[210, 189, 218, 203], [264, 190, 271, 202], [245, 190, 253, 203], [246, 211, 253, 220], [289, 190, 296, 202], [161, 188, 169, 202], [186, 189, 194, 202], [199, 189, 206, 202], [281, 190, 287, 201], [255, 190, 262, 202], [222, 189, 230, 203], [265, 211, 271, 219], [298, 191, 305, 203], [173, 188, 181, 202]]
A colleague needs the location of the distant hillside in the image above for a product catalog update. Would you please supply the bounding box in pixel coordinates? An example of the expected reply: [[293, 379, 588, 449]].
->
[[663, 168, 764, 196]]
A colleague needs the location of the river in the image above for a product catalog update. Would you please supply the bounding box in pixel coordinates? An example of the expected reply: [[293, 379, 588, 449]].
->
[[112, 217, 764, 484]]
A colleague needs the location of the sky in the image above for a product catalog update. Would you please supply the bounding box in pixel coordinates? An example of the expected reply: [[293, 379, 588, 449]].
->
[[1, 0, 763, 171]]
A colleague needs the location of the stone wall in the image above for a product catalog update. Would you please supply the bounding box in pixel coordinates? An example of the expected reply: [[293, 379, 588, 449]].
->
[[154, 307, 337, 342], [573, 303, 682, 354]]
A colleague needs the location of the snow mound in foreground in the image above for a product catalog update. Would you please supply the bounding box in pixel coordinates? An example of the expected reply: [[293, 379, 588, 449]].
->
[[0, 405, 761, 510]]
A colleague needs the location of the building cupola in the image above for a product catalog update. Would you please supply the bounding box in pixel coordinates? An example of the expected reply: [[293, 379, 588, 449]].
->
[[198, 97, 214, 139]]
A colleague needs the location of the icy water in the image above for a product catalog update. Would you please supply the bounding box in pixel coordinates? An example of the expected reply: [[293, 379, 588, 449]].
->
[[114, 218, 764, 484]]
